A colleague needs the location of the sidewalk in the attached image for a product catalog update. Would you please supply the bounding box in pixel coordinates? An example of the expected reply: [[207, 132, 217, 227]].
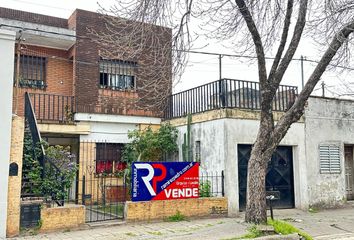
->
[[11, 203, 354, 240]]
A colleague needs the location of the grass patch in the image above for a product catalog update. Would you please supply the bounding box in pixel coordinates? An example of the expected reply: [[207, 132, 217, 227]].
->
[[125, 232, 137, 237], [308, 207, 319, 213], [231, 225, 265, 239], [166, 210, 186, 222], [95, 204, 124, 216], [268, 219, 313, 240], [147, 231, 163, 236]]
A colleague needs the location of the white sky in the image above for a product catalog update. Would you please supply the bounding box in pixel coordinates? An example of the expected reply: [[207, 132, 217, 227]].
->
[[1, 0, 353, 97]]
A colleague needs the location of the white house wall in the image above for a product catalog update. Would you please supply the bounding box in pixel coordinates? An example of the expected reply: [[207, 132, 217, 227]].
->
[[80, 121, 138, 143], [176, 116, 308, 215], [305, 97, 354, 208], [225, 118, 307, 213], [0, 29, 15, 239]]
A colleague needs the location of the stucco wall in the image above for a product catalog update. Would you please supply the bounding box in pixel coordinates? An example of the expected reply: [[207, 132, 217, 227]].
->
[[304, 97, 354, 207], [175, 112, 308, 215], [0, 29, 15, 238], [225, 118, 307, 213]]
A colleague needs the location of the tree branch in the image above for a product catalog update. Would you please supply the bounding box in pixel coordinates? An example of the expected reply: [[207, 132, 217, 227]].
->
[[268, 0, 294, 81], [235, 0, 267, 83], [272, 0, 308, 87], [271, 20, 354, 147]]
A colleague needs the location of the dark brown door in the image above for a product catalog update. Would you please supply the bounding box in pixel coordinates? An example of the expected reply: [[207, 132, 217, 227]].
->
[[345, 146, 354, 200]]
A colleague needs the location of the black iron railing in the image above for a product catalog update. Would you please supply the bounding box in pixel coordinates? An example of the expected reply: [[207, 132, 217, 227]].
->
[[24, 92, 45, 170], [164, 79, 298, 119], [23, 92, 66, 206], [29, 93, 76, 123], [199, 170, 224, 197]]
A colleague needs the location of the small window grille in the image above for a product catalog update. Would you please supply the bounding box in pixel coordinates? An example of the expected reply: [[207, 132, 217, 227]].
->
[[99, 59, 137, 90], [14, 55, 46, 89], [319, 144, 341, 174]]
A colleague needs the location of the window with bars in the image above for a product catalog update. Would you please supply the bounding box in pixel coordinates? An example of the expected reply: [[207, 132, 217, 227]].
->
[[99, 59, 137, 90], [95, 143, 126, 174], [319, 144, 341, 174], [14, 55, 46, 89]]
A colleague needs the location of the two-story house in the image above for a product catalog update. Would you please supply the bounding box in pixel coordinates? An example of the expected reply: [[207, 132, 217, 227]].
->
[[0, 7, 171, 222]]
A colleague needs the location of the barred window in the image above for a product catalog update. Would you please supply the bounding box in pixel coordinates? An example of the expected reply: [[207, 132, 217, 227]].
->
[[99, 59, 137, 90], [95, 143, 126, 174], [319, 144, 341, 174], [14, 55, 46, 89]]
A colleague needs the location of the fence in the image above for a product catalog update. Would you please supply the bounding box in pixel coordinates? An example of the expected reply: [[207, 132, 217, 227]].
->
[[199, 170, 224, 197], [164, 78, 298, 119], [29, 93, 76, 123]]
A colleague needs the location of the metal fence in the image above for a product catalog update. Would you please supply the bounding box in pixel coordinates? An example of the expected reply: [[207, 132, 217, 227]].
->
[[199, 170, 224, 197], [164, 78, 298, 119], [29, 93, 76, 123]]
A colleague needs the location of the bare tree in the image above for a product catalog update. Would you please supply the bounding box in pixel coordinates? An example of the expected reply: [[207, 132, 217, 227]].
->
[[97, 0, 354, 223]]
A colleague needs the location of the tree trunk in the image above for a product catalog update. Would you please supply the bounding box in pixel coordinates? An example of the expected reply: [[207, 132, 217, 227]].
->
[[245, 138, 276, 223]]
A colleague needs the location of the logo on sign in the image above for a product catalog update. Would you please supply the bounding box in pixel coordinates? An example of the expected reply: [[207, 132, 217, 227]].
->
[[132, 162, 199, 202]]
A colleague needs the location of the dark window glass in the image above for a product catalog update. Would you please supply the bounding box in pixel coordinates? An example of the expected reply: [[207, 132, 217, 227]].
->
[[14, 55, 46, 89], [99, 59, 137, 90]]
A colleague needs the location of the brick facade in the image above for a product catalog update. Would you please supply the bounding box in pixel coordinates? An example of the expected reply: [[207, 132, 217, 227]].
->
[[1, 7, 172, 118], [69, 9, 172, 118], [6, 116, 24, 238], [125, 197, 228, 222], [12, 45, 73, 117], [0, 7, 67, 28]]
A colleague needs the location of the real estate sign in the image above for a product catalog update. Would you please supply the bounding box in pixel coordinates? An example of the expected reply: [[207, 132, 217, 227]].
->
[[131, 162, 199, 202]]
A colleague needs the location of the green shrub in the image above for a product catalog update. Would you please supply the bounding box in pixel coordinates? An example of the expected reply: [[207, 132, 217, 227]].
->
[[199, 180, 211, 197], [166, 211, 186, 222]]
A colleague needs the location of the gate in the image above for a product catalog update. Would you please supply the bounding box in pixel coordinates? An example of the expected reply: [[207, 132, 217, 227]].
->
[[78, 141, 128, 222], [238, 144, 295, 210]]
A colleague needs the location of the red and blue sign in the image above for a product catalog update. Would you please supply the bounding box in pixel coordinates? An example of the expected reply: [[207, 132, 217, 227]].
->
[[131, 162, 199, 202]]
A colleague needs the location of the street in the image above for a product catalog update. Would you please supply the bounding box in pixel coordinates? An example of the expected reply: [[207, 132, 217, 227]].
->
[[12, 205, 354, 240]]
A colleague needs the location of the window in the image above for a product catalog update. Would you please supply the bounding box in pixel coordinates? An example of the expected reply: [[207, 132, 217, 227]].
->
[[14, 55, 46, 89], [195, 141, 201, 163], [95, 143, 126, 174], [99, 59, 137, 90], [319, 144, 341, 174]]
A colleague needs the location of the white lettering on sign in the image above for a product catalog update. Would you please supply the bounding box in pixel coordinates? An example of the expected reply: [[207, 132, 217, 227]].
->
[[164, 188, 198, 198]]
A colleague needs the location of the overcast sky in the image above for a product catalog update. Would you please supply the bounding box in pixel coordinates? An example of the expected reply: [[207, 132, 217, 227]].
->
[[1, 0, 353, 97]]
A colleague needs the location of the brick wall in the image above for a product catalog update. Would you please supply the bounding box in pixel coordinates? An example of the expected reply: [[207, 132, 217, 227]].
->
[[6, 116, 24, 238], [13, 45, 73, 117], [0, 7, 68, 28], [40, 205, 85, 232], [5, 8, 172, 119], [70, 9, 172, 118], [125, 197, 228, 222]]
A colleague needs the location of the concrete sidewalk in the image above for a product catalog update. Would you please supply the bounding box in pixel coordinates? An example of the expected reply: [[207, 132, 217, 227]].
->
[[11, 203, 354, 240]]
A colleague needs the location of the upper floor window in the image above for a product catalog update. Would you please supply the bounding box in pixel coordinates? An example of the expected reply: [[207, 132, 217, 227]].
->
[[14, 55, 46, 89], [99, 59, 137, 91]]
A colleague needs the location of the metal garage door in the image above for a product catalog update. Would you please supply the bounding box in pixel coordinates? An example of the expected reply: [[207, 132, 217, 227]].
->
[[238, 144, 295, 210]]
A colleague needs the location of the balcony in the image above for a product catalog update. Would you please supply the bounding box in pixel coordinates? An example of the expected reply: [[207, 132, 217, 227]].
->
[[29, 93, 76, 124], [164, 79, 298, 119]]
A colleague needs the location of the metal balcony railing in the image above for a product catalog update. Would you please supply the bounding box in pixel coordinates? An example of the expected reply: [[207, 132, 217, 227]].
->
[[164, 78, 298, 119], [29, 93, 76, 123]]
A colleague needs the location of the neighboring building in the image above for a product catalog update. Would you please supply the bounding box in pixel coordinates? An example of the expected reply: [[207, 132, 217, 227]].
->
[[165, 79, 354, 216], [0, 7, 171, 222]]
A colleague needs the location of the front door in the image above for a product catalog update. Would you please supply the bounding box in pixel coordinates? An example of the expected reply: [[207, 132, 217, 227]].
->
[[238, 144, 295, 210], [345, 146, 354, 200]]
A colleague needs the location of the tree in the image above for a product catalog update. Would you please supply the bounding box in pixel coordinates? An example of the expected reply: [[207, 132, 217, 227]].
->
[[98, 0, 354, 223]]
